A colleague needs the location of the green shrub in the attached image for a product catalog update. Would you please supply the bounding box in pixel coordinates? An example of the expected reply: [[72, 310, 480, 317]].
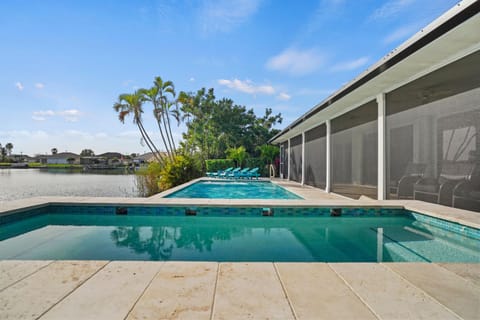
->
[[226, 146, 248, 167], [205, 159, 235, 172], [159, 154, 202, 191], [245, 157, 267, 176], [135, 162, 163, 197]]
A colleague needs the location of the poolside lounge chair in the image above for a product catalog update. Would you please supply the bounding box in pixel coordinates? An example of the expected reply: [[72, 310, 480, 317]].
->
[[239, 167, 260, 180], [207, 167, 233, 177], [414, 161, 477, 207], [228, 167, 250, 179], [389, 162, 426, 199], [221, 167, 240, 178]]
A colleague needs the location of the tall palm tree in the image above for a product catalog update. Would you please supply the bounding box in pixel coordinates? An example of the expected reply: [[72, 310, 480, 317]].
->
[[153, 77, 177, 155], [139, 86, 174, 161], [5, 143, 13, 156], [113, 91, 164, 163]]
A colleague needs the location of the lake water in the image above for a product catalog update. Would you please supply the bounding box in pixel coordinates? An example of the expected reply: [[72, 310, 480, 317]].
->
[[0, 169, 138, 202]]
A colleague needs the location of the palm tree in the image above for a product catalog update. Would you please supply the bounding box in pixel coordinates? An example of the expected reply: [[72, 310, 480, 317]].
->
[[139, 86, 173, 161], [5, 143, 13, 156], [113, 91, 164, 163], [153, 76, 178, 156], [51, 148, 58, 155]]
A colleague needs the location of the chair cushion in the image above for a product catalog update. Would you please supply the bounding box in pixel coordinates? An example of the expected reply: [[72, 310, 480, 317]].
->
[[415, 183, 439, 193]]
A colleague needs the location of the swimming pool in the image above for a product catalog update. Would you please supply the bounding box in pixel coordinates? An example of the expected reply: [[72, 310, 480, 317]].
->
[[165, 180, 302, 199], [1, 205, 478, 262]]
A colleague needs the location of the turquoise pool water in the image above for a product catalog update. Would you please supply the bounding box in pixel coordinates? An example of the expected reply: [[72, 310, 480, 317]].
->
[[165, 180, 302, 199], [1, 208, 478, 262]]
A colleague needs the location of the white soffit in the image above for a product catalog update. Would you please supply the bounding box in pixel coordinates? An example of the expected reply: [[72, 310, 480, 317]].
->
[[272, 1, 480, 143]]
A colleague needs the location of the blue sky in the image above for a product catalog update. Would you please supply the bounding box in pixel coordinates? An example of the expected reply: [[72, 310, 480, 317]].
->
[[0, 0, 459, 156]]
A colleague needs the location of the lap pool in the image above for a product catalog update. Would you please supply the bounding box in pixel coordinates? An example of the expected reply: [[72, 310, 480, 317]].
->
[[1, 205, 478, 262]]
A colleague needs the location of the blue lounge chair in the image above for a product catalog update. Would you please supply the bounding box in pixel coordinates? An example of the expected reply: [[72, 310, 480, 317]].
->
[[243, 167, 260, 180], [228, 167, 250, 179], [207, 167, 233, 177], [221, 167, 240, 178]]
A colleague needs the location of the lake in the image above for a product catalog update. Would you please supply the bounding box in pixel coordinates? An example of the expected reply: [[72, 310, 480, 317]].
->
[[0, 168, 138, 202]]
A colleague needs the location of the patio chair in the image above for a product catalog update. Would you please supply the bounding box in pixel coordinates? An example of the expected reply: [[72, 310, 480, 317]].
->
[[452, 164, 480, 211], [228, 167, 250, 179], [242, 167, 260, 180], [207, 167, 233, 177], [389, 162, 426, 199], [221, 167, 240, 178], [414, 161, 477, 207]]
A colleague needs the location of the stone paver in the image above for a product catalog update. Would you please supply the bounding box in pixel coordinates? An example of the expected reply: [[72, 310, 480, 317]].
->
[[40, 261, 162, 320], [438, 263, 480, 287], [387, 263, 480, 320], [0, 260, 107, 320], [331, 263, 459, 320], [127, 262, 217, 320], [213, 263, 294, 320], [0, 260, 52, 291], [276, 263, 376, 320]]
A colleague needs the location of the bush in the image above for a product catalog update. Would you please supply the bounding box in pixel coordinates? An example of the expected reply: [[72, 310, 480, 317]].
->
[[135, 162, 163, 197], [245, 157, 268, 177], [205, 159, 235, 172], [159, 154, 202, 191]]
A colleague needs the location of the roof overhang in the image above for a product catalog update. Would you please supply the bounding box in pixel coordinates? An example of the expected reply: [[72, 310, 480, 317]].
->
[[270, 0, 480, 144]]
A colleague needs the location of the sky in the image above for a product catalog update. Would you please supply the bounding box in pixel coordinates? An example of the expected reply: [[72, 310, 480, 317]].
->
[[0, 0, 459, 156]]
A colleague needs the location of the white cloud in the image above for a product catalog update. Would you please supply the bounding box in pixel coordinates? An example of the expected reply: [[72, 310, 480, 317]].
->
[[31, 109, 82, 122], [370, 0, 415, 20], [218, 79, 275, 95], [15, 82, 24, 91], [34, 83, 45, 89], [59, 109, 81, 122], [277, 92, 291, 101], [266, 48, 325, 76], [32, 110, 55, 121], [330, 57, 369, 72], [383, 24, 418, 44], [199, 0, 262, 34], [189, 77, 195, 82]]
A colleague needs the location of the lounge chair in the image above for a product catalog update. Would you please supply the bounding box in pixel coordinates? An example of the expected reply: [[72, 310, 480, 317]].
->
[[414, 161, 477, 207], [452, 163, 480, 211], [207, 167, 233, 177], [221, 167, 240, 178], [228, 167, 249, 179], [389, 162, 426, 199], [240, 167, 260, 180]]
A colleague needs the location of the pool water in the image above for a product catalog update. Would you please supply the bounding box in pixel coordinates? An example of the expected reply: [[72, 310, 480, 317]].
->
[[166, 180, 302, 199], [1, 213, 478, 262]]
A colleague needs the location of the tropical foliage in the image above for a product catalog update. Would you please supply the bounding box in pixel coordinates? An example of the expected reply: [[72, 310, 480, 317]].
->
[[114, 76, 282, 195]]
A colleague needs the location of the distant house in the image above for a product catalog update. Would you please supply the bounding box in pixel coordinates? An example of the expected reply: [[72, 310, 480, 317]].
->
[[8, 154, 35, 163], [40, 152, 80, 164], [80, 152, 129, 166], [133, 152, 166, 165]]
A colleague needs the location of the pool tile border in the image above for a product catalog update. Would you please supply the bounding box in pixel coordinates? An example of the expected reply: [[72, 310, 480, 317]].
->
[[1, 203, 479, 241]]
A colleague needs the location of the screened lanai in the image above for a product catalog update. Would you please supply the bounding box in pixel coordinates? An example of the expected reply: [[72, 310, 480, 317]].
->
[[270, 0, 480, 211]]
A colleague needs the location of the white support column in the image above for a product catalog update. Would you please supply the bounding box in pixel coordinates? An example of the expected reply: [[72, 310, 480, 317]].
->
[[301, 132, 305, 185], [325, 120, 331, 193], [377, 93, 386, 200], [287, 138, 291, 181]]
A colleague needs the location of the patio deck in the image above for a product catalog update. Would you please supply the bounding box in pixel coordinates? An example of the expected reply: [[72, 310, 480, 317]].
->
[[1, 260, 478, 319]]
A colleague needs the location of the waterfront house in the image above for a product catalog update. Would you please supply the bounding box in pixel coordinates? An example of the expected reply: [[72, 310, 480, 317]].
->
[[270, 0, 480, 211], [39, 152, 80, 164]]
